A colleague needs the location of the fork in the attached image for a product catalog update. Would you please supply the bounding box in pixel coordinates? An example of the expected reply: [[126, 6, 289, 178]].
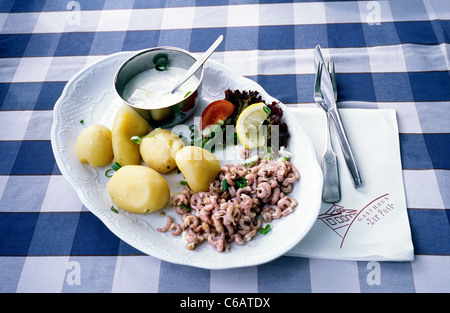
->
[[329, 61, 337, 101], [314, 62, 341, 203]]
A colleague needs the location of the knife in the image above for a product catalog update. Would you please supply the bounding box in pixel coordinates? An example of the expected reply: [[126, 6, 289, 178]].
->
[[313, 45, 362, 188]]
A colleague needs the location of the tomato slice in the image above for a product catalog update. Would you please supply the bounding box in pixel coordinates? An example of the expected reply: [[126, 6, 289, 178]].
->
[[200, 100, 235, 130]]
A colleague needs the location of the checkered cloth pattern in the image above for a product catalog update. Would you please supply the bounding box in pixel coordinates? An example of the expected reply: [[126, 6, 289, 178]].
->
[[0, 0, 449, 293]]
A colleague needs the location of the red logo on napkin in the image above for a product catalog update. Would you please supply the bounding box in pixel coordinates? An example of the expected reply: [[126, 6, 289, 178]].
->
[[318, 204, 358, 239], [319, 194, 391, 248]]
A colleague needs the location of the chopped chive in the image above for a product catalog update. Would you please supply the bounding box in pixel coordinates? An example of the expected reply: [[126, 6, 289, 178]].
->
[[184, 91, 192, 98], [153, 53, 169, 66], [180, 203, 191, 212], [155, 63, 167, 71], [111, 162, 122, 171], [180, 180, 188, 185], [263, 105, 271, 115], [110, 206, 119, 214], [130, 135, 142, 144], [259, 224, 271, 235], [105, 162, 122, 177], [222, 179, 228, 191], [105, 169, 114, 177], [153, 53, 169, 72], [201, 127, 212, 137], [79, 120, 84, 124], [236, 176, 247, 188]]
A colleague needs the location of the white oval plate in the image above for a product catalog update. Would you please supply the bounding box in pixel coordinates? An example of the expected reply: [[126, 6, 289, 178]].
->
[[51, 51, 323, 270]]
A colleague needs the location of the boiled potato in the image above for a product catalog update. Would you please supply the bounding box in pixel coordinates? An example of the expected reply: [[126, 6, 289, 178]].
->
[[112, 105, 150, 166], [107, 165, 170, 214], [76, 124, 113, 167], [140, 128, 184, 173], [175, 146, 220, 193]]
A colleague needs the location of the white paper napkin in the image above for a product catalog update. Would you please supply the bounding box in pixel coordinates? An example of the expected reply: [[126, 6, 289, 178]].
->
[[287, 108, 414, 261]]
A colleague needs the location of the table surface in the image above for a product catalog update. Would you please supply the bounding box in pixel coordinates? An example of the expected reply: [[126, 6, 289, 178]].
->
[[0, 0, 449, 293]]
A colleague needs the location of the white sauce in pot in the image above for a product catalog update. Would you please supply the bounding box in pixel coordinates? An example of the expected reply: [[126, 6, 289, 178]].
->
[[123, 67, 199, 109]]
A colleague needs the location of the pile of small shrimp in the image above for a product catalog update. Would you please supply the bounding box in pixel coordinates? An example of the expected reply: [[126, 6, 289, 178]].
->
[[157, 159, 300, 252]]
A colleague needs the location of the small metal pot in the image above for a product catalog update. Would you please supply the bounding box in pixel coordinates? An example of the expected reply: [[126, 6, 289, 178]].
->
[[114, 47, 204, 128]]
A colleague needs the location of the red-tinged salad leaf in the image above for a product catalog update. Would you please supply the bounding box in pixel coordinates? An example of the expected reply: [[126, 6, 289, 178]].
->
[[265, 101, 290, 148], [223, 89, 264, 125]]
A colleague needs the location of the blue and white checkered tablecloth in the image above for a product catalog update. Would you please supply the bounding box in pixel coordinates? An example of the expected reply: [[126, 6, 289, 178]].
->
[[0, 0, 449, 294]]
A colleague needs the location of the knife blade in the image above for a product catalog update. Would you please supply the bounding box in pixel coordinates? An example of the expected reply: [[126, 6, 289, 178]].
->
[[313, 46, 336, 111], [314, 45, 363, 188]]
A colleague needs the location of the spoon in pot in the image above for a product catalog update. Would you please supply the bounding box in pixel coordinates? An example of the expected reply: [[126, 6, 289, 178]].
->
[[170, 35, 224, 94]]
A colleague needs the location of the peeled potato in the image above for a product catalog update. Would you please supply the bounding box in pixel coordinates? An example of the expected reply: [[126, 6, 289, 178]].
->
[[107, 165, 170, 214], [140, 128, 184, 173], [175, 146, 220, 193], [76, 124, 113, 167], [112, 105, 150, 166]]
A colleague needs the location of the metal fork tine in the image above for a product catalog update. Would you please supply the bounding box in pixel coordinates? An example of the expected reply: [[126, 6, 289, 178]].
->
[[314, 62, 322, 93], [330, 61, 337, 101], [314, 62, 328, 111]]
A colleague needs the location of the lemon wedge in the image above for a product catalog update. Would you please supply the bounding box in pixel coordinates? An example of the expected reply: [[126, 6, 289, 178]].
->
[[236, 102, 271, 149]]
